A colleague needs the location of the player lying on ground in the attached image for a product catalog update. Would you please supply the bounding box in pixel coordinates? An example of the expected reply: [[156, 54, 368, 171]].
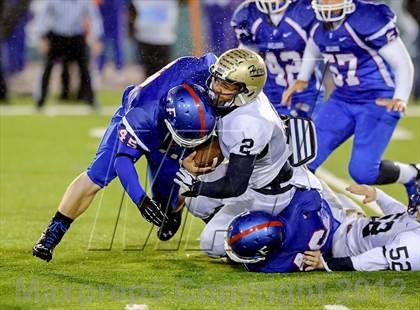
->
[[175, 48, 321, 259], [303, 184, 420, 272], [231, 0, 324, 118], [283, 0, 419, 199], [33, 53, 220, 262], [224, 183, 419, 272]]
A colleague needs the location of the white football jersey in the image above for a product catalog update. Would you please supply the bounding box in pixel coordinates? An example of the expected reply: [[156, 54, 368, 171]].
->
[[217, 92, 290, 189], [332, 189, 420, 271]]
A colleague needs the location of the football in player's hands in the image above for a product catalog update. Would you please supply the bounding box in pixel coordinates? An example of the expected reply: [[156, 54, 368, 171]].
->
[[193, 135, 224, 169]]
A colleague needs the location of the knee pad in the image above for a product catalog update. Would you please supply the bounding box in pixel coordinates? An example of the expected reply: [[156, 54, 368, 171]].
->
[[376, 160, 400, 184]]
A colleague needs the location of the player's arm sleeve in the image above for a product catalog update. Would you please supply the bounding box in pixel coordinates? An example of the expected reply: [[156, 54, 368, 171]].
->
[[321, 247, 389, 271], [114, 124, 146, 205], [378, 38, 414, 102], [297, 37, 321, 81], [350, 247, 390, 271], [375, 189, 406, 215], [191, 116, 269, 198], [191, 153, 257, 198]]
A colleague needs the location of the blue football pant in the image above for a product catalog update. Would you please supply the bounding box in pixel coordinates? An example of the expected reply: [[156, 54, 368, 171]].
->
[[308, 97, 401, 184]]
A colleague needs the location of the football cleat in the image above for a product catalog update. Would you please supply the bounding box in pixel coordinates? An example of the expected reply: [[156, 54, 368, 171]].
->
[[157, 209, 183, 241], [404, 164, 420, 200], [32, 220, 68, 262]]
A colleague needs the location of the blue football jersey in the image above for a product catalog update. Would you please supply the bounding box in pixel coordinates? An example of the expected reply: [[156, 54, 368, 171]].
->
[[245, 189, 340, 273], [311, 0, 398, 102], [120, 53, 217, 155], [231, 0, 322, 111]]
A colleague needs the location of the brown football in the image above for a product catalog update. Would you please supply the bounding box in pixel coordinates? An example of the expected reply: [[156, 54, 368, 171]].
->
[[193, 135, 224, 168]]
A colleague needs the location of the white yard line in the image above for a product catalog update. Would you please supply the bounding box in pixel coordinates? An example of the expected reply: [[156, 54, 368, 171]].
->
[[405, 104, 420, 117], [0, 105, 116, 116], [316, 168, 383, 215], [392, 127, 414, 140], [325, 305, 351, 310], [89, 127, 107, 139]]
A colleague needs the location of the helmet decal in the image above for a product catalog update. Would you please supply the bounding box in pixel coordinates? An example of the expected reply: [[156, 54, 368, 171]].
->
[[228, 220, 283, 246], [181, 84, 206, 138], [163, 84, 217, 148]]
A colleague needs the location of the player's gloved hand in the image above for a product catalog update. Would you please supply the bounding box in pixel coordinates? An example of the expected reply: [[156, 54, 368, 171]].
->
[[137, 196, 165, 226], [174, 168, 199, 197]]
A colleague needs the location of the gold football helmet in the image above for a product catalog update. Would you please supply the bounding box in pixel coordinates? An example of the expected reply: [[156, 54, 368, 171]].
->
[[207, 48, 267, 110]]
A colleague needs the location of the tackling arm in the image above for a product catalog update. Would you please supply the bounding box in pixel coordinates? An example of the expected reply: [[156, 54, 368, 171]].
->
[[114, 124, 165, 226]]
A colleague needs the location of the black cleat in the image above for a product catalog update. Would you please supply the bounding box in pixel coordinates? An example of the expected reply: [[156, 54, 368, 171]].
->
[[32, 220, 68, 262], [157, 209, 183, 241]]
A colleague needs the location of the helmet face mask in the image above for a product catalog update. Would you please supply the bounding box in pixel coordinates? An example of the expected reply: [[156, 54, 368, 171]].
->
[[224, 235, 267, 264], [255, 0, 291, 15], [207, 48, 267, 110], [311, 0, 355, 22], [206, 74, 246, 110], [164, 119, 215, 148], [163, 84, 217, 149]]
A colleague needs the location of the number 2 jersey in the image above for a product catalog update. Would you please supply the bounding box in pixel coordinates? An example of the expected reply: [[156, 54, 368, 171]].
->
[[310, 0, 398, 103], [231, 0, 322, 115], [245, 189, 340, 273]]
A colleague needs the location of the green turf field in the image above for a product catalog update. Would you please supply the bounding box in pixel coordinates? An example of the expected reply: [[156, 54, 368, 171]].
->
[[1, 93, 419, 309]]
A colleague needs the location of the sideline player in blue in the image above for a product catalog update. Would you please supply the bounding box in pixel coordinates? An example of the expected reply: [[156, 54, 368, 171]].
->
[[231, 0, 324, 118], [224, 189, 340, 272], [32, 53, 218, 262], [283, 0, 419, 198]]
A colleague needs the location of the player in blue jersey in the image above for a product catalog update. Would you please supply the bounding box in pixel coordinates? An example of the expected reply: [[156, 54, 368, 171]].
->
[[231, 0, 324, 118], [224, 189, 340, 272], [283, 0, 419, 198], [32, 54, 220, 262]]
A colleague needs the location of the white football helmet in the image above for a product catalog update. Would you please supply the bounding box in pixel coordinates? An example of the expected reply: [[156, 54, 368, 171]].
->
[[311, 0, 356, 22], [255, 0, 291, 14]]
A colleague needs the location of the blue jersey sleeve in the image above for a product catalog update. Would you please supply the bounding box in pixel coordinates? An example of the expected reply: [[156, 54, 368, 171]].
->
[[115, 124, 146, 205], [122, 108, 154, 152], [231, 1, 256, 46], [352, 2, 399, 51]]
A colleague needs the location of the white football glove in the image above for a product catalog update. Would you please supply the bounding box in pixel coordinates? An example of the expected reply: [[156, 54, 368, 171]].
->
[[174, 168, 199, 197]]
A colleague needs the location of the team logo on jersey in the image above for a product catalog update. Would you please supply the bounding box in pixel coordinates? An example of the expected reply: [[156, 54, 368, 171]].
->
[[326, 46, 340, 52], [248, 65, 265, 78], [267, 42, 285, 49]]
